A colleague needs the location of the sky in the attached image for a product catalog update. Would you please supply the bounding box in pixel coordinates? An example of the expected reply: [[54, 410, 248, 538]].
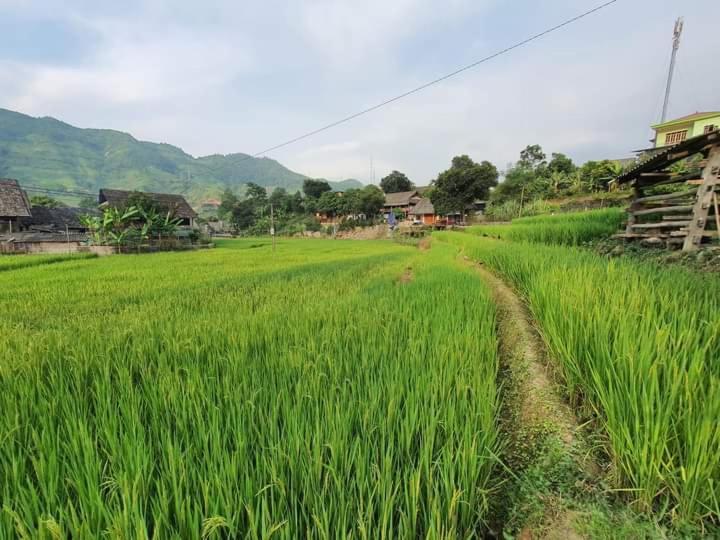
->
[[0, 0, 718, 184]]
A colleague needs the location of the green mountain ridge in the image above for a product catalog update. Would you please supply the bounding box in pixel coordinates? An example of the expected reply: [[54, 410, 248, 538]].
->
[[0, 108, 361, 205]]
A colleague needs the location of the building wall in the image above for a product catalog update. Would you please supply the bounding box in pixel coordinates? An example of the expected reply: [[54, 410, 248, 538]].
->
[[421, 214, 436, 225], [655, 114, 720, 147]]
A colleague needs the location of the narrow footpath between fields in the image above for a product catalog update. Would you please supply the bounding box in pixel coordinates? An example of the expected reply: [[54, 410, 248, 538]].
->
[[464, 255, 659, 538]]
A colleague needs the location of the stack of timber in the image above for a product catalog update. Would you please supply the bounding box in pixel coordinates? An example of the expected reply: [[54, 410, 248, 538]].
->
[[614, 130, 720, 250]]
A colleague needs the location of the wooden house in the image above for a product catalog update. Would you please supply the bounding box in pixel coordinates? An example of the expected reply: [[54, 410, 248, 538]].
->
[[20, 206, 99, 233], [409, 198, 437, 225], [0, 179, 32, 233], [615, 130, 720, 250], [99, 189, 198, 227], [382, 190, 421, 220]]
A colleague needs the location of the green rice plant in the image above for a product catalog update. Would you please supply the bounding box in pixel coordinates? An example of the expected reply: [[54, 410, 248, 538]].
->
[[436, 231, 720, 528], [0, 252, 97, 272], [0, 239, 501, 538], [469, 208, 625, 245]]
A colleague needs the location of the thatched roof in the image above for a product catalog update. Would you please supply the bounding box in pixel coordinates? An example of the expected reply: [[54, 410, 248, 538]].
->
[[21, 206, 99, 230], [384, 191, 420, 207], [99, 189, 197, 219], [0, 179, 32, 218], [410, 198, 435, 215]]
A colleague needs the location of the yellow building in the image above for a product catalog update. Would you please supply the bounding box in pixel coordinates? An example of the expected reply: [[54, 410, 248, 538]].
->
[[652, 111, 720, 148]]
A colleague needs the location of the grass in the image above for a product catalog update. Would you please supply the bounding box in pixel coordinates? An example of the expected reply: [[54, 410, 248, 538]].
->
[[0, 238, 501, 538], [0, 252, 97, 272], [437, 232, 720, 531], [469, 208, 625, 245]]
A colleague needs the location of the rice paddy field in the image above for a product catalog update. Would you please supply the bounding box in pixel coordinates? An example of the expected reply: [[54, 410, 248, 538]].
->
[[2, 230, 718, 537], [0, 239, 501, 538], [438, 231, 720, 528], [468, 208, 624, 245]]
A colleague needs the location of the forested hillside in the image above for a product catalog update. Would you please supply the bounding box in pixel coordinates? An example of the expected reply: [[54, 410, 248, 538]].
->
[[0, 108, 359, 203]]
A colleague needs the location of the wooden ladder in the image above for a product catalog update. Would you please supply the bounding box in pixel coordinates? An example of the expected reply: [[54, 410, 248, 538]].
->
[[683, 145, 720, 251]]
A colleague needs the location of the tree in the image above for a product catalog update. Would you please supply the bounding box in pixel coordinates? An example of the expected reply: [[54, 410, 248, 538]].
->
[[269, 188, 292, 214], [303, 179, 332, 199], [578, 160, 616, 192], [430, 155, 499, 215], [356, 185, 385, 216], [245, 183, 268, 208], [230, 199, 257, 230], [490, 166, 537, 204], [518, 144, 547, 170], [547, 153, 576, 175], [289, 191, 305, 213], [379, 171, 413, 193], [30, 195, 64, 208], [316, 191, 341, 217], [218, 189, 239, 219]]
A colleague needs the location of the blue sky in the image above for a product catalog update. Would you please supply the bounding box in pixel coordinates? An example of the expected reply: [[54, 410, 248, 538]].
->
[[0, 0, 718, 183]]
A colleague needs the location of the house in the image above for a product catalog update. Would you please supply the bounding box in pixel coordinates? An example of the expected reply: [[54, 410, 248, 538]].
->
[[382, 190, 421, 220], [0, 179, 32, 233], [99, 188, 198, 227], [409, 198, 437, 225], [651, 111, 720, 148], [20, 206, 99, 233]]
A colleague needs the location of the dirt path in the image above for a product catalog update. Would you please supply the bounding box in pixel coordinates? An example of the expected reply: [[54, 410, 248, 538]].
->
[[470, 260, 597, 539]]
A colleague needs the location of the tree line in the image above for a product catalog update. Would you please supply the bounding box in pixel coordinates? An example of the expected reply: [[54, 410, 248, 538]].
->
[[216, 144, 627, 232]]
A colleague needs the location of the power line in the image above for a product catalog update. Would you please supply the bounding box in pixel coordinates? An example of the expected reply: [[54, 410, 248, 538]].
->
[[23, 185, 95, 198], [247, 0, 618, 160]]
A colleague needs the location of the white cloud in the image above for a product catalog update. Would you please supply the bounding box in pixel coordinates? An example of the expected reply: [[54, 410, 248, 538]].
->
[[0, 0, 718, 186]]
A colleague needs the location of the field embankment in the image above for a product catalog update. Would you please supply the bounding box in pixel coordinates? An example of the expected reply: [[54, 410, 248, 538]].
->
[[1, 239, 502, 538], [439, 232, 720, 532]]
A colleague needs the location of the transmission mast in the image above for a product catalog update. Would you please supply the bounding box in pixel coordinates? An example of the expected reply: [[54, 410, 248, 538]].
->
[[661, 17, 683, 123]]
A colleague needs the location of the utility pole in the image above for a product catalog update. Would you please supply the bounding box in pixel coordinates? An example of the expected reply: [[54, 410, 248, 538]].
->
[[270, 201, 276, 252], [661, 17, 683, 123]]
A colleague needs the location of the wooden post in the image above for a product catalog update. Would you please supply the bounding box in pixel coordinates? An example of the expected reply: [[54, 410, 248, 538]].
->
[[683, 145, 720, 251], [713, 193, 720, 238], [625, 186, 643, 235]]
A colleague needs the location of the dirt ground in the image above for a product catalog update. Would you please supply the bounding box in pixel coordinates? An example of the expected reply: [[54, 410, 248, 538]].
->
[[470, 260, 598, 539]]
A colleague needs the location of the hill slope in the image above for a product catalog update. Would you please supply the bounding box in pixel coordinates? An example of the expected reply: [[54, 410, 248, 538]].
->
[[0, 108, 360, 204]]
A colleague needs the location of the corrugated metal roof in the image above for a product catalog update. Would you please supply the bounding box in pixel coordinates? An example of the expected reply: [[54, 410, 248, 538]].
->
[[616, 130, 719, 185]]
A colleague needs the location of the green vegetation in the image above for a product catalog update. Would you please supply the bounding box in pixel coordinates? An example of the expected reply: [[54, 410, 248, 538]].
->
[[0, 252, 97, 272], [468, 208, 625, 245], [437, 232, 720, 530], [0, 108, 359, 205], [219, 181, 385, 234], [0, 239, 502, 538], [379, 170, 414, 194], [429, 155, 498, 215]]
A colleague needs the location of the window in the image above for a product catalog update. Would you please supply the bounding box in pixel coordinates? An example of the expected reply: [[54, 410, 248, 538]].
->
[[704, 124, 717, 134], [665, 130, 688, 145]]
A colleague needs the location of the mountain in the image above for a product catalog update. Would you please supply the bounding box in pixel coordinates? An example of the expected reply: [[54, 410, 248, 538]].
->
[[0, 108, 361, 205]]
